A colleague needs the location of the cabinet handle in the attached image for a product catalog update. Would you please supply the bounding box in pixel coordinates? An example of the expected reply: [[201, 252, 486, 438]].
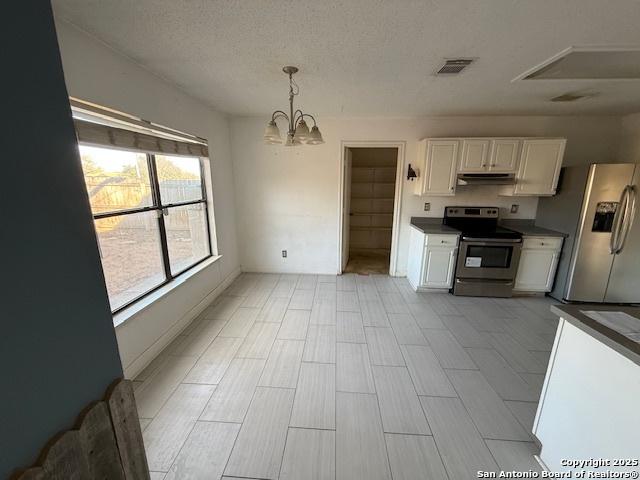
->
[[490, 163, 496, 167], [441, 240, 445, 243]]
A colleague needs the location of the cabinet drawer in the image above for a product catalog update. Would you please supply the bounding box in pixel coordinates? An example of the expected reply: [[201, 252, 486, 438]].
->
[[426, 234, 459, 247], [522, 236, 563, 251]]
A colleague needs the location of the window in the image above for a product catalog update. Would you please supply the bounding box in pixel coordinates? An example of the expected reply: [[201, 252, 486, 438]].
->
[[79, 145, 212, 312]]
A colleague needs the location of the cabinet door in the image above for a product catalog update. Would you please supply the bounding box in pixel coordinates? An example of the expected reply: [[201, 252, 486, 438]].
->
[[423, 246, 457, 288], [515, 249, 560, 292], [514, 139, 566, 195], [459, 139, 490, 173], [489, 139, 520, 172], [422, 140, 458, 195]]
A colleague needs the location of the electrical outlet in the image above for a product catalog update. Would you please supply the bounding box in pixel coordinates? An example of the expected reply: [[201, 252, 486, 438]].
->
[[424, 202, 430, 212], [282, 250, 287, 258], [510, 204, 519, 214]]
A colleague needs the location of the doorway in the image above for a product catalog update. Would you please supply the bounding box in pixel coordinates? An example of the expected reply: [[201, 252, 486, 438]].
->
[[339, 144, 404, 275]]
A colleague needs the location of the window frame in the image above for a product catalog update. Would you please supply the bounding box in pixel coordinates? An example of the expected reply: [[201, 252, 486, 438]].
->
[[86, 149, 213, 314]]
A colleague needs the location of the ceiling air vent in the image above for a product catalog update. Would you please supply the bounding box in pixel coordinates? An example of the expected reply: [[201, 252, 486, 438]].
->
[[550, 92, 598, 102], [436, 59, 474, 76]]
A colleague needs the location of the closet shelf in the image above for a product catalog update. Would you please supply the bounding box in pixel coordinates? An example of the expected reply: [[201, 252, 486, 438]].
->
[[350, 197, 395, 201], [351, 181, 396, 185], [350, 212, 394, 216], [350, 226, 392, 231]]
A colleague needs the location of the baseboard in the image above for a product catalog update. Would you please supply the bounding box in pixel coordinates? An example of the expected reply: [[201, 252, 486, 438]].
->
[[416, 286, 451, 293], [241, 267, 339, 275], [123, 266, 241, 379], [513, 290, 547, 297]]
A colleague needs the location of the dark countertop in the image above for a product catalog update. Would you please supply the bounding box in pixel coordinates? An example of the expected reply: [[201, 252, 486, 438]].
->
[[410, 217, 461, 235], [500, 219, 568, 238], [551, 304, 640, 366]]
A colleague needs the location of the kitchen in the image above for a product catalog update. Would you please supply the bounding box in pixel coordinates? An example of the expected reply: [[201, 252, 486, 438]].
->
[[406, 135, 639, 303], [405, 134, 640, 473]]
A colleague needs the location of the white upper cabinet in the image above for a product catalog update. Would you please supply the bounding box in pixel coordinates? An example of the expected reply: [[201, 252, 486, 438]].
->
[[488, 139, 520, 172], [414, 137, 565, 197], [417, 139, 458, 196], [513, 139, 566, 196], [459, 139, 490, 173]]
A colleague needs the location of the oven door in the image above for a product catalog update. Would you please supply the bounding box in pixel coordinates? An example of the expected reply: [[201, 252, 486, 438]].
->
[[456, 239, 522, 280]]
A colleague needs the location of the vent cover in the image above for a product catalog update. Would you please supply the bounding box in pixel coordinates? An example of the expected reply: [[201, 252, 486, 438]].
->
[[436, 59, 474, 75], [550, 92, 598, 102]]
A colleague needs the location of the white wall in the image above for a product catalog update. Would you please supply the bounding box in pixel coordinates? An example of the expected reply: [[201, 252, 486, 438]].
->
[[619, 113, 640, 162], [231, 115, 621, 276], [54, 19, 241, 378]]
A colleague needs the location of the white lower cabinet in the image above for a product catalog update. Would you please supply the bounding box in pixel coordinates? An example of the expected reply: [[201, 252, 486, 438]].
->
[[534, 318, 640, 474], [423, 246, 457, 288], [407, 227, 458, 291], [514, 236, 563, 292]]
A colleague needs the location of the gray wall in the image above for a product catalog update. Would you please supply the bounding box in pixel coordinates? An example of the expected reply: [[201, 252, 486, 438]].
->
[[0, 2, 123, 477]]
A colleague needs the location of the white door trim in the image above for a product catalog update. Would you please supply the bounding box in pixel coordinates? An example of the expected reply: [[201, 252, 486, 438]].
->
[[337, 141, 406, 276]]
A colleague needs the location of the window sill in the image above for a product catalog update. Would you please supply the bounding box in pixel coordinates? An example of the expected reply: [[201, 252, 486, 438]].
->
[[113, 255, 223, 328]]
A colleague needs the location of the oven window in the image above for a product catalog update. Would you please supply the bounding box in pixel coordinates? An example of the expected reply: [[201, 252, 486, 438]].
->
[[467, 246, 513, 268]]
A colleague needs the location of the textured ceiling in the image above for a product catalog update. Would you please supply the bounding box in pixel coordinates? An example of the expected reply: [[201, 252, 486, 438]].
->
[[52, 0, 640, 116]]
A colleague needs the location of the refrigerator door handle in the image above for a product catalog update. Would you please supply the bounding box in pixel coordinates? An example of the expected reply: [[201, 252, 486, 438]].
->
[[609, 187, 627, 254], [615, 185, 636, 254]]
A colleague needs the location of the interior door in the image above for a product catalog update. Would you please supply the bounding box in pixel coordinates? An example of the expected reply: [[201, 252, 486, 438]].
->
[[341, 148, 352, 271], [605, 164, 640, 303], [566, 163, 636, 302]]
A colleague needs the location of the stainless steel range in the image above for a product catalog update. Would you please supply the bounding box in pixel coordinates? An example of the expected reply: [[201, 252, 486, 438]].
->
[[444, 206, 523, 297]]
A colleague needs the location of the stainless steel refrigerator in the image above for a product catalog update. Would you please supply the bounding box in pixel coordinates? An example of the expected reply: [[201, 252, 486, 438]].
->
[[536, 163, 639, 303]]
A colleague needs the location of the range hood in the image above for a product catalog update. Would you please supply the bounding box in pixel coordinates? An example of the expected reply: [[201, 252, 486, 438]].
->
[[457, 173, 516, 185]]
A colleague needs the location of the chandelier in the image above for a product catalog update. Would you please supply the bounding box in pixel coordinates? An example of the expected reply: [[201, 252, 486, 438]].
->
[[263, 66, 324, 146]]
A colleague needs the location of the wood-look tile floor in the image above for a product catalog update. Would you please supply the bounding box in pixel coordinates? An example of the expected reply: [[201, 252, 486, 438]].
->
[[134, 273, 558, 480]]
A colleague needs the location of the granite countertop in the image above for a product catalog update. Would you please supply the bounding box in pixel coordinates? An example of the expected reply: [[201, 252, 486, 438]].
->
[[500, 219, 568, 238], [551, 304, 640, 365], [410, 217, 461, 235]]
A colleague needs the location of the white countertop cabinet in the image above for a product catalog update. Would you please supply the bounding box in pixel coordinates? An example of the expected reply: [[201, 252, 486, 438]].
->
[[514, 236, 563, 293], [407, 227, 458, 291], [533, 316, 640, 474]]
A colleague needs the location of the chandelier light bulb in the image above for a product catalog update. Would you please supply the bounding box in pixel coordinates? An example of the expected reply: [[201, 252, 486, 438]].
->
[[263, 120, 281, 142], [294, 119, 310, 142], [306, 125, 324, 145]]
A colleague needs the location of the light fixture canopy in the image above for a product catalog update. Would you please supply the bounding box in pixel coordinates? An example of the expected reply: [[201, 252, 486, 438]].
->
[[265, 66, 323, 146]]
